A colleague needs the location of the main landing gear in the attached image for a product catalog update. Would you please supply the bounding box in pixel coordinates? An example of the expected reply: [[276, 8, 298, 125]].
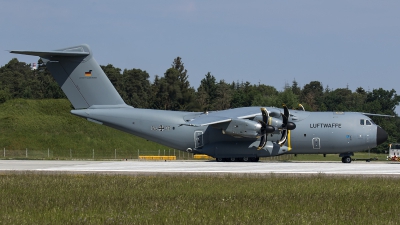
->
[[340, 152, 354, 163], [341, 156, 352, 163], [216, 157, 260, 162]]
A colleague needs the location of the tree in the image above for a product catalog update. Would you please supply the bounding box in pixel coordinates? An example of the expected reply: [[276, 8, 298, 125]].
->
[[196, 85, 209, 112], [365, 88, 400, 115], [291, 79, 301, 96], [278, 88, 299, 109], [213, 80, 232, 110], [301, 81, 324, 111], [0, 89, 10, 104], [150, 75, 166, 109], [0, 58, 65, 100], [160, 68, 181, 110], [171, 57, 195, 111], [251, 84, 279, 107], [323, 88, 353, 111], [196, 72, 217, 111], [230, 81, 258, 108], [101, 64, 124, 98], [0, 58, 32, 99], [121, 68, 151, 108]]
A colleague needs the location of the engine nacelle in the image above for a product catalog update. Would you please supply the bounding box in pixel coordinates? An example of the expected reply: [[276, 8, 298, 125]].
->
[[268, 117, 296, 130], [269, 117, 284, 129], [222, 119, 261, 138]]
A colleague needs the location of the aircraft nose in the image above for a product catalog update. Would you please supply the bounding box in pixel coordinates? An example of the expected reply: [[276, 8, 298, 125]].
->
[[376, 126, 388, 145]]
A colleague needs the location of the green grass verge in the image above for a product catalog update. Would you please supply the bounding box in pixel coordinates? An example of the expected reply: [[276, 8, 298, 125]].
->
[[0, 173, 399, 224], [0, 99, 168, 158]]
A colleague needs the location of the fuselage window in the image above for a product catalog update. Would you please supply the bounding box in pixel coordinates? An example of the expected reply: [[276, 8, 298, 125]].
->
[[366, 120, 371, 125], [360, 119, 364, 125]]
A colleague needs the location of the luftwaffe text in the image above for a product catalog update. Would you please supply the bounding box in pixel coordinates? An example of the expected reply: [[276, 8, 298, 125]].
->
[[310, 123, 341, 128]]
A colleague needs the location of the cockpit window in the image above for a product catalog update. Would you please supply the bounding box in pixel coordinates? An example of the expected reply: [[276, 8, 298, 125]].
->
[[370, 120, 375, 125], [360, 119, 364, 125], [366, 120, 371, 125]]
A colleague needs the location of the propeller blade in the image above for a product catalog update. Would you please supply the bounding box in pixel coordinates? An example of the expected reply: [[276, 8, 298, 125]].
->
[[278, 104, 294, 146], [257, 133, 267, 150], [278, 130, 288, 146], [282, 104, 289, 127], [257, 107, 270, 150], [261, 107, 268, 122], [283, 104, 289, 116], [281, 113, 288, 128]]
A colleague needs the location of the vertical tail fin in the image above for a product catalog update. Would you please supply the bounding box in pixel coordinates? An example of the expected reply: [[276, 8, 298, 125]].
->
[[10, 44, 126, 109]]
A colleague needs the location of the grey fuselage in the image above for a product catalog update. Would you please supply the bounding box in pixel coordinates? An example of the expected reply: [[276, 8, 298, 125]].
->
[[72, 106, 384, 158]]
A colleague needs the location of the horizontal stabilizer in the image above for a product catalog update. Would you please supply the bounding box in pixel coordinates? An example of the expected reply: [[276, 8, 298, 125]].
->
[[9, 50, 89, 58]]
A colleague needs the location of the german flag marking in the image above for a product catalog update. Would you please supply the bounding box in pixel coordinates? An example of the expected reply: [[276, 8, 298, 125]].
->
[[85, 70, 92, 76]]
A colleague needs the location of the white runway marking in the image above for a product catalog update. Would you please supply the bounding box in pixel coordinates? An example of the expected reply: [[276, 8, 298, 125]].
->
[[0, 160, 399, 176]]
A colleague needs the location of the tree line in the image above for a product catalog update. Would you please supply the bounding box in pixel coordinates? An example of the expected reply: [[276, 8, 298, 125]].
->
[[1, 57, 399, 152]]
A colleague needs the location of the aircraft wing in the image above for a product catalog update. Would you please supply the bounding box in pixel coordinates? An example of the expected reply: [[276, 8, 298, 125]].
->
[[183, 107, 272, 126], [362, 113, 395, 118], [184, 116, 232, 126]]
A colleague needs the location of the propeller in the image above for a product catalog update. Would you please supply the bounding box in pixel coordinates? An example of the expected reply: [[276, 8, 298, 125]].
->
[[278, 104, 296, 146], [298, 104, 305, 111], [257, 108, 275, 150], [256, 105, 296, 150]]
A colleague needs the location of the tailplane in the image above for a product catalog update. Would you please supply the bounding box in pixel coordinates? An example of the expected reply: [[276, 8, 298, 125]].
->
[[10, 44, 126, 109]]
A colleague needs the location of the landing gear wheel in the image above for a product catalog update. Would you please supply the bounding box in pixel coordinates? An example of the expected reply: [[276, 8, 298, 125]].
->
[[250, 157, 260, 162], [216, 158, 224, 162], [229, 158, 236, 162], [242, 157, 250, 162], [342, 156, 352, 163]]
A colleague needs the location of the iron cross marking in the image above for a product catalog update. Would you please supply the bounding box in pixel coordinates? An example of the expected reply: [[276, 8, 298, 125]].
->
[[158, 125, 165, 131]]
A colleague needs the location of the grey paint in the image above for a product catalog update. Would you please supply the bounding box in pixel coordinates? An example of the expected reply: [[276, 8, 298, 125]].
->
[[10, 44, 389, 160]]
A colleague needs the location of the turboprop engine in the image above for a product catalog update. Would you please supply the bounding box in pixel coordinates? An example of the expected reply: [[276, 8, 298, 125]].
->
[[220, 105, 296, 150], [257, 105, 296, 150], [222, 119, 262, 138]]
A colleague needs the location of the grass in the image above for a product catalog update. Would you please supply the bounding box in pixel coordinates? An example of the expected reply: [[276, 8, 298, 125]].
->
[[0, 99, 167, 156], [0, 173, 399, 224]]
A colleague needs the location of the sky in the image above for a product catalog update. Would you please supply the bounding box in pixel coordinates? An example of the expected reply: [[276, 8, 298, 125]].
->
[[1, 0, 400, 113]]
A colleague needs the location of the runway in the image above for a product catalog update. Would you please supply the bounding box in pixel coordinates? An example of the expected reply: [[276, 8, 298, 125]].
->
[[0, 160, 399, 176]]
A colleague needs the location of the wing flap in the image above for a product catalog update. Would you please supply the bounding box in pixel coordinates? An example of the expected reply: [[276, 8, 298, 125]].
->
[[182, 107, 268, 126], [185, 116, 232, 126]]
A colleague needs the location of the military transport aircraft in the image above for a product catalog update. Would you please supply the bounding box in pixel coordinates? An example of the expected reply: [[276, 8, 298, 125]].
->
[[10, 44, 389, 163]]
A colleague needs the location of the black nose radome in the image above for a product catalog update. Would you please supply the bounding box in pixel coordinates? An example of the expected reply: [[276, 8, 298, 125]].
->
[[377, 126, 388, 145]]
